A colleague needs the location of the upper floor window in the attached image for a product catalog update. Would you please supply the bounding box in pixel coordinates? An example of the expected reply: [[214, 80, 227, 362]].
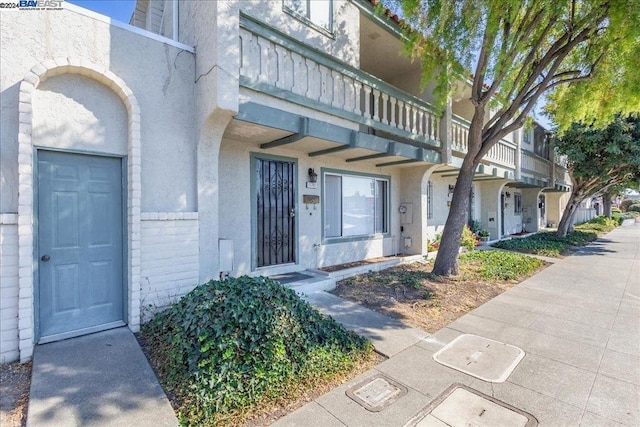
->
[[284, 0, 333, 33]]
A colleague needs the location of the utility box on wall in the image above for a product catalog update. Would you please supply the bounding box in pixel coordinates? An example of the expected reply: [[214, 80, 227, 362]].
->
[[399, 203, 413, 224]]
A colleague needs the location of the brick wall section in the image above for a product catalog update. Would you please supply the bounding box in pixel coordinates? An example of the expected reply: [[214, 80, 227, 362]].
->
[[140, 212, 199, 321], [0, 215, 19, 362]]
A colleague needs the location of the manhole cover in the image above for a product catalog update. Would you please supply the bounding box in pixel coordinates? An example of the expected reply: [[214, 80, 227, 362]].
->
[[433, 334, 524, 382], [405, 384, 537, 427], [345, 374, 408, 412]]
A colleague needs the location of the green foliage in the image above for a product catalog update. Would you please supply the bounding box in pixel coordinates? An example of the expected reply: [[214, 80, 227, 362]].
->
[[574, 216, 618, 233], [553, 115, 640, 236], [612, 212, 637, 225], [494, 216, 618, 256], [493, 234, 568, 257], [460, 250, 544, 281], [477, 230, 490, 237], [388, 0, 639, 129], [460, 225, 477, 251], [554, 115, 640, 188], [428, 228, 476, 252], [619, 199, 636, 212], [427, 233, 442, 252], [628, 203, 640, 213], [383, 0, 639, 276], [469, 220, 483, 234], [141, 276, 372, 424], [611, 207, 622, 214]]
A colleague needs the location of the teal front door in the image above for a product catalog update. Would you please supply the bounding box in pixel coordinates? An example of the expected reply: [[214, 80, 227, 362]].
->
[[37, 151, 124, 342]]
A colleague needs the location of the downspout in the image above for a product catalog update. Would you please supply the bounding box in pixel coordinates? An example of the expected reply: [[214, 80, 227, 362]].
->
[[173, 0, 179, 41]]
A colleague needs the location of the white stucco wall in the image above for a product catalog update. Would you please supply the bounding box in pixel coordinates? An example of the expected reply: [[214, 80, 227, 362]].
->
[[520, 188, 543, 232], [179, 0, 361, 70], [425, 173, 458, 240], [218, 139, 404, 276], [140, 213, 199, 319], [0, 6, 196, 361], [478, 180, 511, 240], [1, 7, 197, 214], [502, 187, 523, 236], [545, 191, 571, 227], [33, 74, 128, 155], [0, 216, 19, 362]]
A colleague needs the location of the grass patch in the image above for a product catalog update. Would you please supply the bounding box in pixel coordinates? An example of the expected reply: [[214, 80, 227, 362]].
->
[[459, 250, 545, 280], [493, 216, 618, 257], [141, 276, 374, 425]]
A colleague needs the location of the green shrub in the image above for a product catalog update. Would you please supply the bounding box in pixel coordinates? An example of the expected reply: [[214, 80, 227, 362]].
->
[[493, 233, 568, 257], [574, 216, 617, 234], [628, 203, 640, 212], [619, 199, 635, 212], [461, 225, 477, 251], [469, 220, 483, 234], [141, 276, 372, 424], [611, 207, 622, 214], [613, 212, 638, 224], [460, 250, 544, 280], [492, 228, 603, 257]]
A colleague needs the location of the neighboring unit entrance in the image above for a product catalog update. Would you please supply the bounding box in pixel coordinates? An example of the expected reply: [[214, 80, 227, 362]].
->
[[256, 158, 296, 267], [37, 151, 124, 342]]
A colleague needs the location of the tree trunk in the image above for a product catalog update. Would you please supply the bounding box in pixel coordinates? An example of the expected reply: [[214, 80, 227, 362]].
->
[[557, 192, 582, 237], [432, 165, 475, 275], [432, 113, 484, 276], [602, 191, 613, 218]]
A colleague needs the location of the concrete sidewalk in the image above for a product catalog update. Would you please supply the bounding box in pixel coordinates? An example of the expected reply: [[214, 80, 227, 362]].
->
[[27, 327, 177, 426], [279, 223, 640, 426]]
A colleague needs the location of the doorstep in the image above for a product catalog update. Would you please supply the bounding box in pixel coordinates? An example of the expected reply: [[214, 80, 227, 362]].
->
[[320, 255, 424, 281]]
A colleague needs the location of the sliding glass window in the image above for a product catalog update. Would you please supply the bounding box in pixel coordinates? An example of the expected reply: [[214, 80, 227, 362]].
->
[[324, 172, 388, 239]]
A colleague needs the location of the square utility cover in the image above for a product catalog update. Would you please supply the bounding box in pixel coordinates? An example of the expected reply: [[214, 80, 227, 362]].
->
[[405, 384, 537, 427], [345, 374, 408, 412], [433, 334, 525, 383]]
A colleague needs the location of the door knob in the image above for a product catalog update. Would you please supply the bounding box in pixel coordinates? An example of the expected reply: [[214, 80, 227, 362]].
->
[[41, 255, 50, 262]]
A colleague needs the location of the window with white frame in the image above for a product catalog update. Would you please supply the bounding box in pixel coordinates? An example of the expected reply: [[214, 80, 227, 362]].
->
[[514, 193, 522, 215], [324, 172, 388, 238], [283, 0, 333, 32]]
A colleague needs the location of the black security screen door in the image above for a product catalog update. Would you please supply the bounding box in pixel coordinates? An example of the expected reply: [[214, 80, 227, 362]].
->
[[256, 159, 296, 267]]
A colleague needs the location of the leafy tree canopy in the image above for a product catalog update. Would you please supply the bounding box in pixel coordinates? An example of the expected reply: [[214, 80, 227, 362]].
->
[[554, 114, 640, 236], [377, 0, 640, 275], [383, 0, 640, 133], [556, 114, 640, 187]]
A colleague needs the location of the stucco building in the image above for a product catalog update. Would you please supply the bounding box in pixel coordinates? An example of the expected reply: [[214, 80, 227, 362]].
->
[[0, 0, 577, 362]]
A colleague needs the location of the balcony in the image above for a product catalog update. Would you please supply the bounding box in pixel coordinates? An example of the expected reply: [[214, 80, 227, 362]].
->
[[239, 14, 440, 150], [451, 115, 516, 169], [521, 151, 551, 176]]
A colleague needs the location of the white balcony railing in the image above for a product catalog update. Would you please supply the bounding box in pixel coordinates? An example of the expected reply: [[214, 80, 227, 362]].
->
[[239, 18, 440, 146], [521, 150, 551, 176], [451, 115, 516, 169]]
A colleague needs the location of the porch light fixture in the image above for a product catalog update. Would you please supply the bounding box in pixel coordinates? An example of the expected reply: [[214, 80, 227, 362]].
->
[[448, 184, 455, 196], [505, 191, 511, 199], [308, 168, 318, 183]]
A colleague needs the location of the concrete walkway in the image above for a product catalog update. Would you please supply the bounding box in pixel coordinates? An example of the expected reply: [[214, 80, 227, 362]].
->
[[27, 327, 177, 426], [279, 223, 640, 426]]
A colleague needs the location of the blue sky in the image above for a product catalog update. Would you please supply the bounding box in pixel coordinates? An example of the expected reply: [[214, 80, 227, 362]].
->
[[68, 0, 135, 23]]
